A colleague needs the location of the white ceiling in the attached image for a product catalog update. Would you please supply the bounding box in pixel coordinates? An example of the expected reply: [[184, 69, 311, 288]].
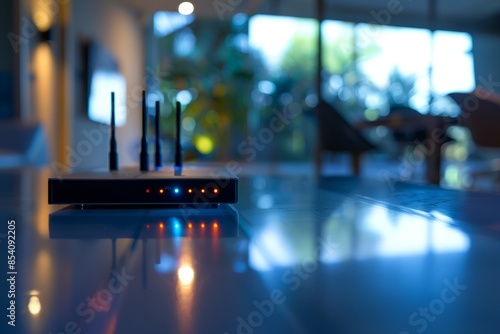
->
[[122, 0, 500, 33]]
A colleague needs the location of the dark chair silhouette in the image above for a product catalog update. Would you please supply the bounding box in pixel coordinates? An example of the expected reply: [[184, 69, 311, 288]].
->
[[388, 106, 428, 143], [448, 91, 500, 189], [315, 100, 375, 176], [449, 92, 500, 148]]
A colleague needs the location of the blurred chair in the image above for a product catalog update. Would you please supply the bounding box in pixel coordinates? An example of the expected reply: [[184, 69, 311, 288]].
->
[[388, 106, 428, 144], [448, 91, 500, 189], [0, 121, 49, 168], [315, 100, 375, 176], [449, 92, 500, 149]]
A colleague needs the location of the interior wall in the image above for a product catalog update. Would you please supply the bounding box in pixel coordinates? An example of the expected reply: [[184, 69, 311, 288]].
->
[[31, 42, 57, 161], [66, 0, 144, 171], [0, 0, 15, 119]]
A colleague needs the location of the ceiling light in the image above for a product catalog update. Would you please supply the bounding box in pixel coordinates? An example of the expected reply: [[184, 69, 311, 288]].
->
[[178, 2, 194, 16]]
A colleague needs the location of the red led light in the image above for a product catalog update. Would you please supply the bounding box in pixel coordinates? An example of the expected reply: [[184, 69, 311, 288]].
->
[[146, 224, 150, 229], [146, 189, 150, 193]]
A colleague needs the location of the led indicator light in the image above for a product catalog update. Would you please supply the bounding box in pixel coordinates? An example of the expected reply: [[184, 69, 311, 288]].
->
[[159, 189, 164, 194], [213, 223, 218, 228], [159, 223, 164, 229], [188, 189, 192, 193], [201, 223, 205, 228], [214, 188, 218, 194], [146, 224, 150, 229], [174, 223, 180, 228], [174, 188, 180, 194], [146, 189, 150, 193], [188, 223, 193, 229], [201, 189, 205, 193]]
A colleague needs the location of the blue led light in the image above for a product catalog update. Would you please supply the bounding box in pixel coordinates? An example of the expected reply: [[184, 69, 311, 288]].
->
[[174, 188, 180, 194]]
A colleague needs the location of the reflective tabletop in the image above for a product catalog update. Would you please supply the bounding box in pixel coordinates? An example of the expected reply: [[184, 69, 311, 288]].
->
[[1, 168, 500, 334]]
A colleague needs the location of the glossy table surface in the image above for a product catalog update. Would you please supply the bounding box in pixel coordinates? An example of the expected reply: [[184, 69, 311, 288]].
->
[[1, 168, 500, 334]]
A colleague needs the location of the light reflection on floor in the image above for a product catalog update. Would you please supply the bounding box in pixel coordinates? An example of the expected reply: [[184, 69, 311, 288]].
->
[[248, 200, 470, 271]]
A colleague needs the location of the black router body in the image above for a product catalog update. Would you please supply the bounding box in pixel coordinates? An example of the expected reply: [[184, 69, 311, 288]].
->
[[48, 167, 238, 205], [49, 92, 238, 206]]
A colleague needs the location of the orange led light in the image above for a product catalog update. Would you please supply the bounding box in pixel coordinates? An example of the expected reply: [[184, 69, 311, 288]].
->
[[213, 188, 218, 194], [159, 189, 164, 194], [201, 223, 205, 228], [213, 223, 218, 228], [201, 189, 205, 193], [159, 223, 164, 229], [188, 189, 192, 193], [188, 223, 193, 229]]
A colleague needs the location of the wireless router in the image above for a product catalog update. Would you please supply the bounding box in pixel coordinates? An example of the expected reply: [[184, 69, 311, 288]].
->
[[48, 91, 238, 206]]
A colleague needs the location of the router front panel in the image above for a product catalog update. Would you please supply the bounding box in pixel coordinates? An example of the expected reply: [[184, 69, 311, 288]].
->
[[48, 177, 238, 205]]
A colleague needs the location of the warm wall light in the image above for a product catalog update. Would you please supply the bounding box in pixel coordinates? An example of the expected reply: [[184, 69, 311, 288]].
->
[[33, 0, 54, 41], [33, 12, 51, 32], [33, 0, 52, 32], [178, 2, 194, 15]]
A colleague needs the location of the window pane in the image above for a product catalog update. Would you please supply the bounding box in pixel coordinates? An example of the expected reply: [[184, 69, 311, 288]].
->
[[248, 15, 318, 160], [356, 24, 432, 114], [432, 30, 475, 96]]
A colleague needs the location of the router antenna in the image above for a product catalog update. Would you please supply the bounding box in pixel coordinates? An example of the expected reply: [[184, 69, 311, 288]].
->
[[154, 101, 162, 170], [140, 90, 149, 171], [174, 101, 182, 171], [109, 92, 118, 171]]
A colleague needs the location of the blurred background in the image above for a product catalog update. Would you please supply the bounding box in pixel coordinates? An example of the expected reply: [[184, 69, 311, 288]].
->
[[2, 0, 500, 190]]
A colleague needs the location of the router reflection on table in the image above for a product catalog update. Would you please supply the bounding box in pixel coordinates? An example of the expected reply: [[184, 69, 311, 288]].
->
[[49, 204, 239, 239], [49, 204, 243, 289]]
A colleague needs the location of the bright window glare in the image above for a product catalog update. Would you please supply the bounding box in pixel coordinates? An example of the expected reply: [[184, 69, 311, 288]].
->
[[356, 24, 432, 89], [249, 15, 475, 115], [432, 30, 475, 95], [89, 71, 126, 126], [249, 15, 316, 71], [355, 24, 474, 113], [154, 11, 194, 38], [322, 20, 354, 74]]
